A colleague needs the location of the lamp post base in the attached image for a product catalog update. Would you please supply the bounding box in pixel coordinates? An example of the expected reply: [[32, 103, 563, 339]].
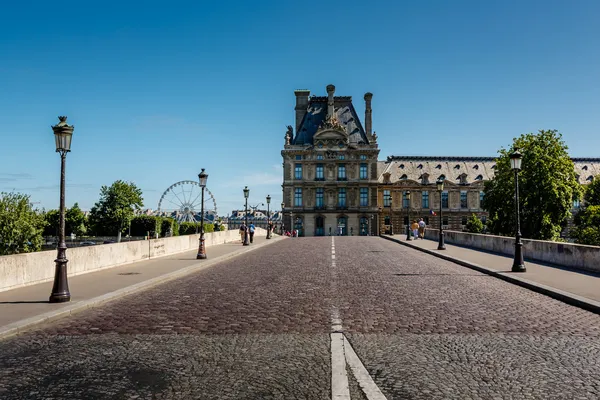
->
[[49, 259, 71, 303], [196, 233, 207, 259], [512, 240, 526, 272]]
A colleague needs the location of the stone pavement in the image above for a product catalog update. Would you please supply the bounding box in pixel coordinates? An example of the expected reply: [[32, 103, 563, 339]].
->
[[0, 235, 283, 340], [382, 234, 600, 311], [1, 237, 599, 399]]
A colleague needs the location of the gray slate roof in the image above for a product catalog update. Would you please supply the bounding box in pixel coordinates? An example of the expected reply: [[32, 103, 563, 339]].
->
[[293, 96, 369, 145], [378, 156, 600, 185]]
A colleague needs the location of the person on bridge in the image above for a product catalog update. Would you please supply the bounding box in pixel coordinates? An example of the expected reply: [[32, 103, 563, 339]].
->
[[418, 218, 426, 239], [249, 223, 256, 243], [239, 223, 247, 243], [411, 220, 419, 239]]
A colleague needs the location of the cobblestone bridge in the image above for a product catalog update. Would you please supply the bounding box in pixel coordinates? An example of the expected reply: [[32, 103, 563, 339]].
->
[[1, 237, 599, 399]]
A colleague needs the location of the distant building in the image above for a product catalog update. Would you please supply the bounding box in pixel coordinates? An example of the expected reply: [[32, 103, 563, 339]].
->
[[282, 84, 600, 236], [281, 84, 380, 236]]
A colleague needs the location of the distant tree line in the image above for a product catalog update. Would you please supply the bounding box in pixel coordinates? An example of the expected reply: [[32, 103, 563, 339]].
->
[[0, 180, 223, 256]]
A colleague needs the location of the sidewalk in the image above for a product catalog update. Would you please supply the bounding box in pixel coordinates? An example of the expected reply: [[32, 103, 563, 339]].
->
[[0, 235, 284, 340], [381, 235, 600, 313]]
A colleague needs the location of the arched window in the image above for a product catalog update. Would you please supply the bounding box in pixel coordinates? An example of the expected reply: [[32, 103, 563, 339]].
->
[[454, 164, 461, 169], [473, 164, 479, 170], [438, 174, 446, 181], [475, 174, 483, 181], [436, 164, 442, 169], [399, 164, 405, 169], [400, 174, 407, 180], [315, 216, 325, 236], [587, 175, 594, 182]]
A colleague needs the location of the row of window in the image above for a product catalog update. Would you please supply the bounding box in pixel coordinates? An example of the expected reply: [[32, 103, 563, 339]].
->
[[383, 215, 487, 226], [294, 154, 369, 161], [294, 187, 370, 207], [295, 163, 369, 180], [383, 190, 485, 209]]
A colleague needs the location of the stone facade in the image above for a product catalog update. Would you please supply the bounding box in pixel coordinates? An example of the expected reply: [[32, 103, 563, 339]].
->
[[281, 85, 380, 236], [283, 85, 600, 237]]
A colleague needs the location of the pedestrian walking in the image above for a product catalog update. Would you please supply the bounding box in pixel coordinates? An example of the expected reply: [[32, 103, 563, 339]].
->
[[418, 218, 426, 239], [411, 220, 419, 239], [239, 223, 247, 243], [249, 223, 255, 243]]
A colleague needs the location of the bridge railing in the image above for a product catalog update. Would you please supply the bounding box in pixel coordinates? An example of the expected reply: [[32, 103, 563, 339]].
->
[[423, 229, 600, 274]]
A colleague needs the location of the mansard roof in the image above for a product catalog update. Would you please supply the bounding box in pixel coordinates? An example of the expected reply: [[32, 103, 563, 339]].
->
[[378, 158, 496, 186], [293, 96, 369, 146], [380, 156, 600, 185]]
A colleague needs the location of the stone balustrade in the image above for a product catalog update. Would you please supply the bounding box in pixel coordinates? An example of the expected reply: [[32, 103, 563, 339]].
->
[[424, 229, 600, 274], [0, 229, 265, 293]]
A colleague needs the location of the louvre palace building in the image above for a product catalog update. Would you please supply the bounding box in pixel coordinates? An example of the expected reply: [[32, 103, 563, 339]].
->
[[281, 84, 600, 237]]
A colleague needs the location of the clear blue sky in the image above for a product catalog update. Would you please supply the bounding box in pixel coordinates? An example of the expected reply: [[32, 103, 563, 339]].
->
[[1, 0, 599, 213]]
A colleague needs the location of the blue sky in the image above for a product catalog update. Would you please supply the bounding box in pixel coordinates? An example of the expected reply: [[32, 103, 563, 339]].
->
[[1, 0, 599, 214]]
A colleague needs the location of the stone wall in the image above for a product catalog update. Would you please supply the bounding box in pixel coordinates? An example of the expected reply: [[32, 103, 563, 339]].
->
[[0, 229, 265, 293], [423, 229, 600, 273]]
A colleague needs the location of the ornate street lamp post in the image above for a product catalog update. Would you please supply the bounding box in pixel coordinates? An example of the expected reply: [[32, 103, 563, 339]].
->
[[196, 169, 208, 259], [280, 202, 285, 234], [243, 186, 250, 245], [436, 178, 446, 250], [388, 192, 394, 235], [406, 190, 412, 241], [266, 195, 272, 239], [49, 116, 74, 303], [510, 150, 526, 272]]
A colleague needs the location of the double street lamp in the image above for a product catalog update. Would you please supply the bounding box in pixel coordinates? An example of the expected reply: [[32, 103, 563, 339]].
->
[[49, 116, 74, 303], [243, 186, 250, 245], [436, 178, 446, 250], [510, 150, 526, 272], [266, 195, 271, 239], [196, 169, 208, 259], [406, 191, 412, 241]]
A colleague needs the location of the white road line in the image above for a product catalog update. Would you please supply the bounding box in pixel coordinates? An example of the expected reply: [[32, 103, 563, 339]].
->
[[329, 236, 388, 399], [343, 336, 388, 400], [331, 332, 351, 399]]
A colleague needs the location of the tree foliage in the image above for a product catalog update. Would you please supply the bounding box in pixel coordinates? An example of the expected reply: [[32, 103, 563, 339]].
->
[[572, 205, 600, 246], [583, 176, 600, 206], [88, 181, 143, 236], [43, 203, 88, 237], [0, 192, 46, 255], [131, 215, 162, 237], [573, 177, 600, 246], [179, 222, 214, 235], [65, 203, 87, 236], [482, 130, 582, 241], [465, 213, 484, 233]]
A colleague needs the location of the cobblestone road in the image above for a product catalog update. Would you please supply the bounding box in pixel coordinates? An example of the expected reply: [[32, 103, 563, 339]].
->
[[1, 237, 600, 399]]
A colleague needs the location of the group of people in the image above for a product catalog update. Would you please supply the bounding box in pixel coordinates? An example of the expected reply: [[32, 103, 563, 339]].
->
[[410, 218, 427, 239], [238, 222, 276, 243], [238, 223, 256, 243]]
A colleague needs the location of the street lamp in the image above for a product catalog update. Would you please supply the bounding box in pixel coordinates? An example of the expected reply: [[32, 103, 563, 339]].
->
[[196, 168, 208, 259], [266, 195, 272, 239], [406, 190, 412, 241], [243, 186, 250, 245], [49, 116, 74, 303], [281, 202, 285, 234], [436, 178, 446, 250], [510, 149, 526, 272]]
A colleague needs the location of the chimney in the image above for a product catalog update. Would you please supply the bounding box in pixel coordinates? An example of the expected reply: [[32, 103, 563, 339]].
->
[[326, 84, 336, 117], [294, 89, 310, 133], [364, 92, 373, 135]]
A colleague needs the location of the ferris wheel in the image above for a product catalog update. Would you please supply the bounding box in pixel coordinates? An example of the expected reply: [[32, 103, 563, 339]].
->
[[157, 180, 218, 223]]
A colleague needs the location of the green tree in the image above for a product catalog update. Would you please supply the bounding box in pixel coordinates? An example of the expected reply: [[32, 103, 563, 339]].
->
[[42, 209, 59, 237], [482, 130, 582, 241], [583, 176, 600, 206], [65, 203, 87, 236], [465, 213, 484, 233], [572, 205, 600, 246], [131, 215, 162, 237], [0, 192, 46, 255], [88, 180, 144, 241]]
